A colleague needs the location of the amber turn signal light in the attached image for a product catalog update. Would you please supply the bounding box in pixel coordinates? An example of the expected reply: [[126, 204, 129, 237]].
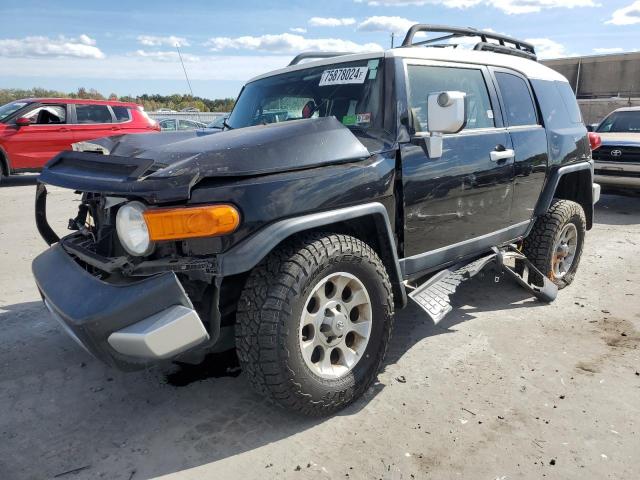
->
[[143, 205, 240, 241]]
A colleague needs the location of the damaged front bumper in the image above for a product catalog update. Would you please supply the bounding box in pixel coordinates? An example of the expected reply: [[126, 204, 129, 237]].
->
[[32, 244, 209, 370]]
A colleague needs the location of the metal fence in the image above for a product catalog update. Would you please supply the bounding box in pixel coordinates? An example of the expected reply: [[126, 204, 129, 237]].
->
[[147, 111, 228, 123]]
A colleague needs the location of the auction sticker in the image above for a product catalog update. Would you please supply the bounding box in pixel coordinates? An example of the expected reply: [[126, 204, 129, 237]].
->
[[320, 66, 368, 86]]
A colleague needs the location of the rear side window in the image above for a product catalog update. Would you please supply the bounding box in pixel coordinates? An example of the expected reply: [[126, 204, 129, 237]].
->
[[407, 65, 495, 132], [76, 104, 113, 124], [495, 72, 537, 127], [556, 83, 582, 124], [112, 106, 131, 122]]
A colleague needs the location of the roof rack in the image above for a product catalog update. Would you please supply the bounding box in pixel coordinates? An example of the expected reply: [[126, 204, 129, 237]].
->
[[401, 24, 537, 61], [288, 52, 353, 66]]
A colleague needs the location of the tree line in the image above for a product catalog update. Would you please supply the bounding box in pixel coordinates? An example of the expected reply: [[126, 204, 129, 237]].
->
[[0, 87, 235, 112]]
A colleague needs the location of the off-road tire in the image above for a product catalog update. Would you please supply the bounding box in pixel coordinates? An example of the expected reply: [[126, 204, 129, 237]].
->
[[235, 232, 394, 416], [521, 199, 586, 289]]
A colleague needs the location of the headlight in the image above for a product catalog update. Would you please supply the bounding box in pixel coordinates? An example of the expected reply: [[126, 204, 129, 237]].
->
[[116, 201, 153, 256]]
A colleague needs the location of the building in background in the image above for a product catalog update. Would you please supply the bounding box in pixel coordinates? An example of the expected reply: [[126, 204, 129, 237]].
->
[[543, 52, 640, 124]]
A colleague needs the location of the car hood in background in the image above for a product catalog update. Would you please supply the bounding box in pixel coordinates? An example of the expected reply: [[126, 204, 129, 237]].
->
[[598, 132, 640, 147]]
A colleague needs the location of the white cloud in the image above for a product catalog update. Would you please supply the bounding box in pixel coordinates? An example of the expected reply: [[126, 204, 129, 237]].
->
[[137, 35, 190, 47], [606, 1, 640, 25], [308, 17, 357, 27], [0, 34, 104, 59], [205, 33, 382, 53], [290, 27, 307, 33], [0, 54, 292, 82], [593, 47, 624, 54], [132, 50, 200, 62], [525, 37, 568, 59], [355, 0, 598, 15], [357, 16, 417, 34]]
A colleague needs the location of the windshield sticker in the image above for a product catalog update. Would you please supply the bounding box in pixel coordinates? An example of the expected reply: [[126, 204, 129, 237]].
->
[[357, 113, 371, 124], [342, 115, 357, 126], [320, 67, 369, 86]]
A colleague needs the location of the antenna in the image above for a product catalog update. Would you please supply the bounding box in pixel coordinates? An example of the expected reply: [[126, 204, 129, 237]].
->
[[176, 43, 194, 97], [391, 32, 395, 48], [176, 43, 202, 123]]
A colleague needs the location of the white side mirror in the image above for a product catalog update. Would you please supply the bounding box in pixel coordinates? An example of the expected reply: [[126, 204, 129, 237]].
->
[[414, 91, 467, 159]]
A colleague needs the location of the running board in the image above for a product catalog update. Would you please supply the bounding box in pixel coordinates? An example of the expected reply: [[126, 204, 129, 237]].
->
[[408, 246, 558, 324]]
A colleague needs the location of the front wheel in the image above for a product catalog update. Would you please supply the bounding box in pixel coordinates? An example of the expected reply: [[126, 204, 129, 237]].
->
[[522, 199, 586, 289], [235, 233, 394, 416]]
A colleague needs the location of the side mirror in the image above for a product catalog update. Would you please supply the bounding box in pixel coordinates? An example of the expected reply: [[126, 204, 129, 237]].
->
[[413, 91, 466, 159], [15, 117, 32, 127], [586, 123, 598, 132]]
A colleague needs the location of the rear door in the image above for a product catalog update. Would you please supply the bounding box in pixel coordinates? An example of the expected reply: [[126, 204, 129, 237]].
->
[[400, 61, 515, 266], [3, 103, 73, 170], [70, 103, 120, 142], [490, 68, 549, 224]]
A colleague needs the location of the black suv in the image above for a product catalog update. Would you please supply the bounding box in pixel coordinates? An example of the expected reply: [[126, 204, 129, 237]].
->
[[32, 26, 599, 416]]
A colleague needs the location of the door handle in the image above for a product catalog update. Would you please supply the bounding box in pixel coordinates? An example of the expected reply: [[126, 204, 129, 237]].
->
[[58, 127, 70, 132], [110, 127, 120, 131], [490, 148, 515, 162]]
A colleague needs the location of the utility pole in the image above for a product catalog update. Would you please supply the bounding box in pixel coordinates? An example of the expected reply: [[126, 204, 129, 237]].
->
[[391, 32, 395, 48]]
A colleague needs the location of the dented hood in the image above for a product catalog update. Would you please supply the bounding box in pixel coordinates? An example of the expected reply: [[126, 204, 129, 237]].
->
[[39, 117, 371, 203], [91, 116, 370, 177]]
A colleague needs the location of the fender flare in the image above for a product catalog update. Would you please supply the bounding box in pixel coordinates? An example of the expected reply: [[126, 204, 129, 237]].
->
[[534, 161, 594, 217], [217, 202, 407, 308], [0, 146, 9, 177]]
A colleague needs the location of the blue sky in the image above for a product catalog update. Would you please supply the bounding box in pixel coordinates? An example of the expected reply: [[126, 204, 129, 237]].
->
[[0, 0, 639, 99]]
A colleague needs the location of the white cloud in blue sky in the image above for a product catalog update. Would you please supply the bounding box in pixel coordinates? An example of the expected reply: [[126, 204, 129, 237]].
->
[[0, 0, 637, 98]]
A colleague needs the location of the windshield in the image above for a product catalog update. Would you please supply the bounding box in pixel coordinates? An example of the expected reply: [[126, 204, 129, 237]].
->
[[597, 111, 640, 133], [0, 101, 30, 122], [227, 58, 385, 135]]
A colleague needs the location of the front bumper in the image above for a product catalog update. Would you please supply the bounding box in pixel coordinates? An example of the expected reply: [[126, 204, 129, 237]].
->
[[33, 244, 209, 370]]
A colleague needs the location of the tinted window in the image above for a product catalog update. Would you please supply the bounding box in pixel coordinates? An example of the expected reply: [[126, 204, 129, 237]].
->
[[25, 105, 66, 124], [597, 111, 640, 133], [556, 83, 582, 124], [76, 104, 113, 124], [407, 65, 495, 132], [112, 106, 131, 122], [495, 72, 537, 127], [160, 119, 176, 130]]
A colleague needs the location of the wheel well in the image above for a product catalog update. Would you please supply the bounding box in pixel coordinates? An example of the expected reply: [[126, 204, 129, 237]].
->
[[288, 215, 406, 308], [0, 149, 8, 177], [554, 169, 593, 229]]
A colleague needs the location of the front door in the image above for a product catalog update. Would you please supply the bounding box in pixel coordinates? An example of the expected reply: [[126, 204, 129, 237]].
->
[[400, 62, 516, 272], [4, 104, 73, 170]]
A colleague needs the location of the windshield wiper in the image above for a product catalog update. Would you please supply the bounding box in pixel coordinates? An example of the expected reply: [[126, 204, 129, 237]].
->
[[223, 119, 234, 130]]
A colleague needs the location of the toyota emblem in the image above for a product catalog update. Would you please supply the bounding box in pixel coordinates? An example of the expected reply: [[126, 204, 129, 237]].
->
[[611, 149, 623, 158]]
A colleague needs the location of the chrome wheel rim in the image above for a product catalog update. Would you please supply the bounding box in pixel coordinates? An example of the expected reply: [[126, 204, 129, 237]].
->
[[552, 223, 578, 279], [299, 272, 372, 379]]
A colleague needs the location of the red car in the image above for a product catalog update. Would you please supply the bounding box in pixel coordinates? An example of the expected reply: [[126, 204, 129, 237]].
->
[[0, 98, 159, 182]]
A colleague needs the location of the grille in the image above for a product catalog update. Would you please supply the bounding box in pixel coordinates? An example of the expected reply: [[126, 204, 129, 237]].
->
[[593, 145, 640, 163]]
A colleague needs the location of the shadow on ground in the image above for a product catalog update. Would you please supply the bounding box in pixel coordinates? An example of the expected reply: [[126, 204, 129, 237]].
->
[[594, 193, 640, 226], [0, 274, 543, 479]]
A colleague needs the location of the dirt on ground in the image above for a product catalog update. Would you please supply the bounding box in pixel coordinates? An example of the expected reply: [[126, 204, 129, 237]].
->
[[1, 176, 638, 480]]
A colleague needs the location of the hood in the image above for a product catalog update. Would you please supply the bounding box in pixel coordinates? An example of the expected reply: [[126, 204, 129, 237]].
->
[[38, 117, 371, 203], [598, 132, 640, 147], [90, 116, 370, 178]]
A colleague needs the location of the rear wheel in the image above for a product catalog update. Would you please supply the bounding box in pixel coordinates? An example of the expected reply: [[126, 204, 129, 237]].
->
[[521, 199, 586, 289], [235, 233, 394, 416]]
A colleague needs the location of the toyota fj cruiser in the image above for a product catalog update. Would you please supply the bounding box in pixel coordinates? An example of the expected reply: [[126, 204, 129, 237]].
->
[[32, 26, 600, 416]]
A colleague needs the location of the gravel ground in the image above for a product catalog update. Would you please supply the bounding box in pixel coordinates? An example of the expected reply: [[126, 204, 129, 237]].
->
[[1, 176, 638, 480]]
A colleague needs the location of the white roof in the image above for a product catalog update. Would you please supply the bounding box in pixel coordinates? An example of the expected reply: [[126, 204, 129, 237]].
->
[[247, 47, 568, 84]]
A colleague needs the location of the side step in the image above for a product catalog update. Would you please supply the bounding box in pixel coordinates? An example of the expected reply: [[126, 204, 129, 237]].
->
[[408, 246, 558, 324]]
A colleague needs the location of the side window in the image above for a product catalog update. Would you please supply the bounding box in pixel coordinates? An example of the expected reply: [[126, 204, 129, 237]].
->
[[25, 105, 66, 124], [76, 104, 113, 124], [178, 120, 196, 130], [112, 106, 131, 123], [407, 65, 495, 132], [160, 119, 176, 130], [495, 72, 538, 127]]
